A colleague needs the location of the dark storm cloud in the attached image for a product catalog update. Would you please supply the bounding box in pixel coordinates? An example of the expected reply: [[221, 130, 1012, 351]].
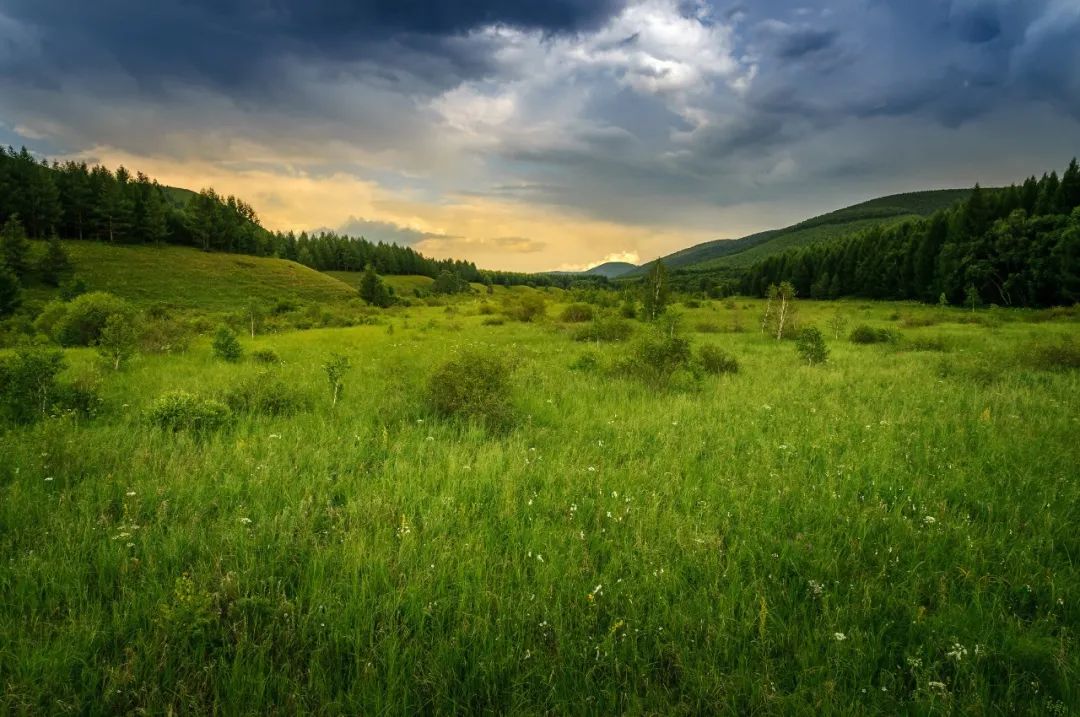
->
[[0, 0, 626, 93]]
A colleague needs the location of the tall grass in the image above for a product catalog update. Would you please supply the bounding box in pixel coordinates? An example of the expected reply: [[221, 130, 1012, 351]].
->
[[1, 299, 1077, 714]]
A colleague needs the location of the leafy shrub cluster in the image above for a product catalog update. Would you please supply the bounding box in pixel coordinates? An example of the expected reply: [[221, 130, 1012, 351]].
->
[[572, 316, 634, 343], [560, 303, 594, 323], [36, 291, 134, 346], [697, 344, 739, 375], [148, 390, 232, 432], [616, 329, 693, 388], [569, 351, 601, 372], [223, 372, 311, 416], [503, 294, 547, 323], [426, 349, 515, 432], [212, 327, 244, 362], [795, 327, 829, 365], [0, 346, 101, 423], [849, 325, 900, 344], [1023, 336, 1080, 372], [251, 348, 281, 364]]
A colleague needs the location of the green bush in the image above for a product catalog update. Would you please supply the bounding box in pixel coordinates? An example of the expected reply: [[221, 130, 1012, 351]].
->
[[212, 326, 244, 362], [139, 318, 191, 355], [0, 346, 67, 423], [560, 303, 595, 323], [148, 390, 232, 432], [617, 330, 693, 388], [1024, 337, 1080, 372], [697, 344, 739, 375], [572, 316, 634, 343], [426, 349, 515, 432], [849, 324, 899, 345], [482, 316, 505, 326], [570, 351, 601, 372], [795, 327, 829, 365], [54, 291, 133, 346], [251, 348, 281, 364], [504, 294, 546, 323], [224, 372, 310, 416], [0, 265, 20, 317]]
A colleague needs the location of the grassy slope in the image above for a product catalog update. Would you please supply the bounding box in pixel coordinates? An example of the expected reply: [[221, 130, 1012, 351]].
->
[[634, 189, 973, 275], [326, 270, 435, 297], [33, 241, 358, 310], [1, 298, 1078, 713]]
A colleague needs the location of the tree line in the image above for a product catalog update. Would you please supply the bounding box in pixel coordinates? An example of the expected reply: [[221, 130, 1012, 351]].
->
[[0, 146, 591, 289], [740, 159, 1080, 307]]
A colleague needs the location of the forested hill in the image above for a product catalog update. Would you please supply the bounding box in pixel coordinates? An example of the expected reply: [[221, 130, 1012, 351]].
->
[[741, 159, 1080, 307], [630, 189, 974, 277], [0, 146, 579, 287]]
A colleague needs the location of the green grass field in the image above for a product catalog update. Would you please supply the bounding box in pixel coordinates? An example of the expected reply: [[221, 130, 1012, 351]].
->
[[2, 295, 1078, 714], [30, 242, 358, 310]]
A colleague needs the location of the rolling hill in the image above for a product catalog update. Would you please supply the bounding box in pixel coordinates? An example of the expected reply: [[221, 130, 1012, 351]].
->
[[584, 261, 638, 278], [26, 241, 359, 310], [630, 189, 974, 276]]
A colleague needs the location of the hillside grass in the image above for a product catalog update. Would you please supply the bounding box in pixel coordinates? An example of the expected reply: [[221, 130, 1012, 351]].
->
[[29, 241, 359, 310], [636, 189, 973, 275], [1, 296, 1078, 714]]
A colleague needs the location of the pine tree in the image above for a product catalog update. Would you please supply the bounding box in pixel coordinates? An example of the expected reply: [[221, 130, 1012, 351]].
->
[[359, 264, 391, 307], [0, 215, 32, 276], [38, 235, 71, 286], [0, 264, 20, 317]]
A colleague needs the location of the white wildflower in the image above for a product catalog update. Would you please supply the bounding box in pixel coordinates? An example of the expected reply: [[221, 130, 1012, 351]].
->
[[833, 632, 847, 641]]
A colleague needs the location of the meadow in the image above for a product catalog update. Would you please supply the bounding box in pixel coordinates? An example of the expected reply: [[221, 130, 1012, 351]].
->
[[1, 294, 1079, 715]]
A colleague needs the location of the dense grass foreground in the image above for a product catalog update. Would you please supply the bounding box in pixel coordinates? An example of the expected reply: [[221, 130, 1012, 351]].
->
[[1, 300, 1078, 714]]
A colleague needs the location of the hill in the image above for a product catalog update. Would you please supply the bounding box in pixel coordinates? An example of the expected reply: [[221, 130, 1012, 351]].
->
[[584, 261, 637, 278], [27, 241, 358, 310], [630, 189, 974, 275]]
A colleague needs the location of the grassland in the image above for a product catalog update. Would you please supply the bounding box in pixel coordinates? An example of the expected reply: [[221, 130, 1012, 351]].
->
[[633, 189, 973, 274], [28, 242, 358, 310], [1, 294, 1078, 714]]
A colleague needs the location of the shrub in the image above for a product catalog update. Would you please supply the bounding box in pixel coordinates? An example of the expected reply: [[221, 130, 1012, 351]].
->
[[572, 316, 634, 343], [224, 372, 310, 416], [59, 276, 88, 301], [697, 344, 739, 375], [97, 313, 140, 370], [795, 327, 829, 365], [55, 291, 132, 346], [52, 373, 104, 419], [477, 303, 496, 315], [619, 299, 637, 319], [323, 353, 350, 406], [1024, 337, 1080, 372], [902, 336, 950, 352], [271, 298, 299, 315], [683, 299, 702, 309], [426, 349, 515, 432], [139, 318, 191, 355], [0, 265, 20, 317], [148, 390, 231, 432], [504, 294, 546, 322], [694, 320, 723, 334], [0, 346, 66, 423], [251, 348, 281, 364], [570, 351, 601, 372], [849, 324, 899, 345], [560, 303, 594, 323], [212, 326, 243, 362], [617, 329, 693, 388], [482, 316, 505, 326]]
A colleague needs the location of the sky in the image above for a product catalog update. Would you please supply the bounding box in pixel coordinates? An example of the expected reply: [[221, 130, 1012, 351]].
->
[[1, 0, 1078, 272]]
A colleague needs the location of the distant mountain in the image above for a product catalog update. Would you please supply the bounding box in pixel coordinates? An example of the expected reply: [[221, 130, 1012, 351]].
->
[[628, 189, 975, 276], [584, 261, 637, 278]]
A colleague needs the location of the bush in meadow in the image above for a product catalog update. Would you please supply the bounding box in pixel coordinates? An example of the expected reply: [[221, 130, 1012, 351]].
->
[[426, 349, 515, 432], [795, 326, 829, 365], [251, 347, 281, 364], [224, 371, 310, 416], [0, 345, 67, 423], [97, 313, 140, 370], [572, 316, 634, 343], [212, 326, 244, 362], [849, 324, 899, 344], [53, 291, 133, 346], [560, 303, 594, 323], [148, 390, 232, 432], [697, 344, 739, 375], [323, 353, 350, 407]]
